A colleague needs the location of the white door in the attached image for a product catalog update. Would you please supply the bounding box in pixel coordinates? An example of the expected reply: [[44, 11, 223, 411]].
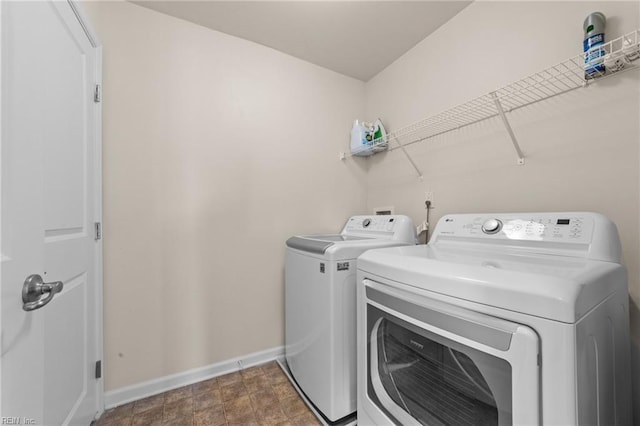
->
[[1, 1, 102, 424]]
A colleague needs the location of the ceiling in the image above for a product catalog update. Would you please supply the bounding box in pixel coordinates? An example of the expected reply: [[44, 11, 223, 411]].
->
[[130, 1, 472, 81]]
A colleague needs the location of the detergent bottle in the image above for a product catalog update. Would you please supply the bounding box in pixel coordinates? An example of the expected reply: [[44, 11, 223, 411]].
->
[[350, 120, 374, 156]]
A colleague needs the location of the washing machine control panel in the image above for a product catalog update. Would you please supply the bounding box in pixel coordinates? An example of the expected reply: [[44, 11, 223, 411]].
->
[[341, 215, 417, 243], [438, 214, 593, 243], [344, 216, 398, 232]]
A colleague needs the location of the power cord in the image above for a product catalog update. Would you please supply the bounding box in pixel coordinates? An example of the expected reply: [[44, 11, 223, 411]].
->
[[425, 200, 432, 243]]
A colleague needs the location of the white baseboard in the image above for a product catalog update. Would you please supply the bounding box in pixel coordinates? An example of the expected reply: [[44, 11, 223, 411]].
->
[[104, 346, 284, 409]]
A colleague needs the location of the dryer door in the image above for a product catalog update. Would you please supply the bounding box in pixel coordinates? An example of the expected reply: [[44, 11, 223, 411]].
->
[[363, 279, 540, 426]]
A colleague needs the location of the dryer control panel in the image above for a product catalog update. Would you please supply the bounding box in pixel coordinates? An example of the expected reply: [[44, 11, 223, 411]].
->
[[477, 216, 589, 242], [431, 212, 621, 262]]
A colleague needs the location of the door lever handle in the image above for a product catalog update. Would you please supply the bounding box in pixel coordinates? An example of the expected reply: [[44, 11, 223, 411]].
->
[[22, 274, 63, 311]]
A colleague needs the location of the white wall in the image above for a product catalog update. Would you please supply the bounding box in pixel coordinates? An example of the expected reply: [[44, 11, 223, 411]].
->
[[82, 0, 367, 391], [364, 0, 640, 422]]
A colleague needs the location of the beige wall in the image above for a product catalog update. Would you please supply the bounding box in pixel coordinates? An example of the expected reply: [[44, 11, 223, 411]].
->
[[84, 0, 640, 415], [364, 0, 640, 420], [82, 1, 367, 391]]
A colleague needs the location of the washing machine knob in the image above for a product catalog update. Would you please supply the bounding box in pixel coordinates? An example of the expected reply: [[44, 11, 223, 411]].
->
[[482, 219, 502, 234], [362, 218, 371, 228]]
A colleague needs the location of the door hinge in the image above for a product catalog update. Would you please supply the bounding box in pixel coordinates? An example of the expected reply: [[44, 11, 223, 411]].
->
[[94, 84, 101, 103], [95, 360, 102, 379], [94, 222, 102, 241]]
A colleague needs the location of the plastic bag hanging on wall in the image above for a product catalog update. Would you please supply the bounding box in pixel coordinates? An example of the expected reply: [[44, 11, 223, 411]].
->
[[350, 119, 388, 157]]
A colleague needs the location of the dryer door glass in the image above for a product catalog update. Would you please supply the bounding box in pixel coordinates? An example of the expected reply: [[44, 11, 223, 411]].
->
[[367, 304, 513, 426]]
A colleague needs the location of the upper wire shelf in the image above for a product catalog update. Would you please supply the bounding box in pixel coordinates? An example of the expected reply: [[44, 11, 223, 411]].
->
[[345, 28, 640, 174]]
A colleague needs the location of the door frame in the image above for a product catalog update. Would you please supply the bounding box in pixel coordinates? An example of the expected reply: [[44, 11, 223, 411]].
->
[[0, 0, 104, 419]]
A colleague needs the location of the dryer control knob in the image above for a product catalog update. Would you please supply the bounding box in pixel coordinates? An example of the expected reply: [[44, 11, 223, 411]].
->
[[482, 219, 502, 234]]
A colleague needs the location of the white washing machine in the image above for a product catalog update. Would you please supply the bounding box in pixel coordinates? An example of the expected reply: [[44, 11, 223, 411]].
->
[[357, 212, 631, 426], [285, 215, 416, 423]]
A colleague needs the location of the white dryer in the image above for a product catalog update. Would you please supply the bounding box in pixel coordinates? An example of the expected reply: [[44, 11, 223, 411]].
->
[[357, 212, 631, 426], [286, 215, 416, 423]]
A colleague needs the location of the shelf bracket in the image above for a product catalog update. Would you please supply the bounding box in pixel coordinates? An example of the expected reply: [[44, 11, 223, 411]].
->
[[491, 92, 525, 165], [393, 137, 423, 180]]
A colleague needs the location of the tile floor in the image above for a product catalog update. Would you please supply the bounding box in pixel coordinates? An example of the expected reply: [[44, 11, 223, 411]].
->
[[95, 361, 321, 426]]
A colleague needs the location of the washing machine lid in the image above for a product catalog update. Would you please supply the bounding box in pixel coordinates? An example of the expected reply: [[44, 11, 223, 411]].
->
[[286, 234, 373, 255], [286, 235, 414, 260], [358, 212, 627, 323], [286, 215, 417, 259]]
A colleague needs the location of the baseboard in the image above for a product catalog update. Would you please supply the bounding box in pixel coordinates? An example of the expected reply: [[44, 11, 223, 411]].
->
[[104, 346, 284, 409]]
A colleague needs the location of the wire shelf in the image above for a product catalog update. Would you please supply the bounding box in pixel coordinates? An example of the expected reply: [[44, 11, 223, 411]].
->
[[346, 28, 640, 170]]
